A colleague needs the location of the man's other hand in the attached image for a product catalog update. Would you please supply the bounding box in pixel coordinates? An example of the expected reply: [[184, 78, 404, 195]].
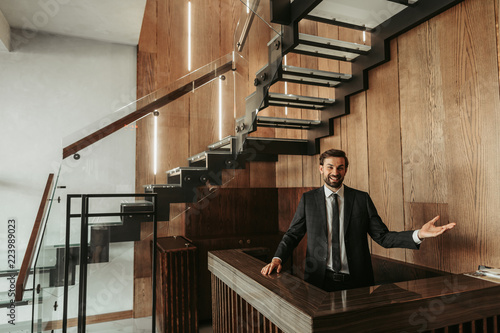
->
[[261, 258, 282, 275], [418, 215, 456, 239]]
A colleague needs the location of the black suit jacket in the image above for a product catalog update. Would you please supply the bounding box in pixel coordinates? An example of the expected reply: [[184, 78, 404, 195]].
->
[[274, 186, 419, 289]]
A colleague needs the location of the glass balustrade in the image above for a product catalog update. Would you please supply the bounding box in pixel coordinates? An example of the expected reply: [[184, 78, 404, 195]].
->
[[29, 0, 286, 331], [31, 169, 63, 333], [30, 50, 249, 332]]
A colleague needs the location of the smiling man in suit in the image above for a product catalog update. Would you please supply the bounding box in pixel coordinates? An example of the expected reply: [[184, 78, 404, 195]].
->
[[261, 149, 456, 291]]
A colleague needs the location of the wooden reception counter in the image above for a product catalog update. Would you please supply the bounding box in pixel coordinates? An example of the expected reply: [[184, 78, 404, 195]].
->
[[208, 249, 500, 333]]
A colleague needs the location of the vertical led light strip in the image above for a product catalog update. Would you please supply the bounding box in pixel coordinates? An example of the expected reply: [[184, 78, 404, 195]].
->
[[363, 31, 366, 43], [153, 114, 158, 178], [188, 1, 192, 71], [284, 55, 288, 116], [219, 77, 223, 140]]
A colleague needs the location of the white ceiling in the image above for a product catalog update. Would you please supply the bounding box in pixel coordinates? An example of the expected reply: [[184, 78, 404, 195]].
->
[[0, 0, 147, 46]]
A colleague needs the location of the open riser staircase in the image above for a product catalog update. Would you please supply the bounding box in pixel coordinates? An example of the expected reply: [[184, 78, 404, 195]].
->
[[144, 0, 464, 222], [19, 1, 466, 332]]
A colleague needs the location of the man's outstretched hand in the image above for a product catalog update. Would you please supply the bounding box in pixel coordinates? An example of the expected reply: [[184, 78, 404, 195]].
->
[[261, 258, 282, 276], [418, 215, 456, 240]]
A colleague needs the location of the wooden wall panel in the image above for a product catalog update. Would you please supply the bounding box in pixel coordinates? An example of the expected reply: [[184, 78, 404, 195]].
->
[[245, 1, 277, 188], [136, 0, 500, 300], [497, 0, 500, 81], [398, 17, 450, 270], [190, 82, 219, 156], [398, 0, 500, 273], [366, 39, 405, 261], [404, 202, 453, 272], [399, 22, 448, 205], [277, 187, 315, 280], [220, 0, 240, 56], [191, 0, 221, 71], [435, 0, 500, 272], [340, 92, 368, 193], [138, 0, 157, 53], [157, 0, 189, 86]]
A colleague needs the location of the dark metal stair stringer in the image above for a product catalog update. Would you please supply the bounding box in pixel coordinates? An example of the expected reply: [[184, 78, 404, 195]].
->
[[276, 0, 465, 154]]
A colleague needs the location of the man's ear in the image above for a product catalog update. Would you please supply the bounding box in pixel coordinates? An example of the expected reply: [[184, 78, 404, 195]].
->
[[319, 164, 323, 173]]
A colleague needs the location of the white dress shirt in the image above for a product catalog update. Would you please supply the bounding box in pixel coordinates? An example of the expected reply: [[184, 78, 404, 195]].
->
[[324, 185, 349, 273], [324, 185, 422, 274]]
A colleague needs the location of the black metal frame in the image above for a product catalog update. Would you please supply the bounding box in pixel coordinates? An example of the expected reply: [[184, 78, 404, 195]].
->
[[63, 193, 158, 333]]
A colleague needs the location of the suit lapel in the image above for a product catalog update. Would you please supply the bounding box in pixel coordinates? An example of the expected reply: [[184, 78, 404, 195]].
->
[[343, 185, 354, 234], [315, 186, 328, 235]]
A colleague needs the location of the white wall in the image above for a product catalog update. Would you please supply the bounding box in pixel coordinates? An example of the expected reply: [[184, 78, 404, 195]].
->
[[0, 29, 137, 325], [0, 9, 10, 52]]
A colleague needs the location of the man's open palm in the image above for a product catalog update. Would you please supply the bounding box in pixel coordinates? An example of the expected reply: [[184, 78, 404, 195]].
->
[[418, 216, 456, 239]]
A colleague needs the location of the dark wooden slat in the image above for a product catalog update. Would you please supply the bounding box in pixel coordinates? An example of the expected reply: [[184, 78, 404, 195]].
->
[[15, 173, 55, 302], [156, 237, 197, 333], [62, 61, 233, 159]]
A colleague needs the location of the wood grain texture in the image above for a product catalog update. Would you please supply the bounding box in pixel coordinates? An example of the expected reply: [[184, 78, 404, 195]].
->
[[435, 0, 500, 273], [134, 276, 152, 318], [185, 188, 279, 238], [134, 1, 500, 323], [397, 0, 500, 273], [209, 249, 500, 333], [219, 0, 240, 56], [366, 38, 405, 262], [156, 237, 198, 333], [192, 0, 221, 72], [340, 91, 368, 193], [189, 80, 219, 157], [398, 20, 448, 205], [183, 187, 282, 321], [157, 0, 188, 85], [138, 0, 156, 53], [404, 202, 453, 272], [278, 187, 316, 280], [497, 0, 500, 84]]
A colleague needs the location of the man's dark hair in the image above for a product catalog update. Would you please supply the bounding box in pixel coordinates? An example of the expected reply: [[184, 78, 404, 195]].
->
[[319, 149, 349, 169]]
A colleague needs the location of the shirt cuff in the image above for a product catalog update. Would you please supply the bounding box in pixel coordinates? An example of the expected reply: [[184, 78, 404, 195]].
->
[[412, 230, 422, 244], [272, 257, 282, 263]]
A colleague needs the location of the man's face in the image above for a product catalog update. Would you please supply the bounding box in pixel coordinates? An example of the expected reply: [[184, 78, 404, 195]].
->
[[319, 156, 347, 191]]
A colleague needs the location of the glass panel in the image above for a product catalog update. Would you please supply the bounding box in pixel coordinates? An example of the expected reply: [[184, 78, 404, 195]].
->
[[235, 0, 281, 50], [29, 0, 286, 329], [27, 51, 241, 332], [234, 0, 284, 141], [62, 53, 235, 152], [82, 195, 152, 333], [32, 168, 64, 333]]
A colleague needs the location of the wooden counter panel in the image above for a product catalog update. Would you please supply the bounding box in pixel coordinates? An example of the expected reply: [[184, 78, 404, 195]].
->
[[209, 249, 500, 333]]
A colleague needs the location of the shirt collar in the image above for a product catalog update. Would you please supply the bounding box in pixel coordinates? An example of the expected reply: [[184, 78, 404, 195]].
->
[[324, 184, 344, 199]]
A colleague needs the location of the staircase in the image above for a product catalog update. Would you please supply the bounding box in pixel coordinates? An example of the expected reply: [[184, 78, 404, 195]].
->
[[145, 0, 464, 219], [23, 0, 465, 331]]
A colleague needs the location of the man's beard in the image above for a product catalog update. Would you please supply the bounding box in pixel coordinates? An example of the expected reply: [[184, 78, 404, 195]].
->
[[324, 175, 343, 189]]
